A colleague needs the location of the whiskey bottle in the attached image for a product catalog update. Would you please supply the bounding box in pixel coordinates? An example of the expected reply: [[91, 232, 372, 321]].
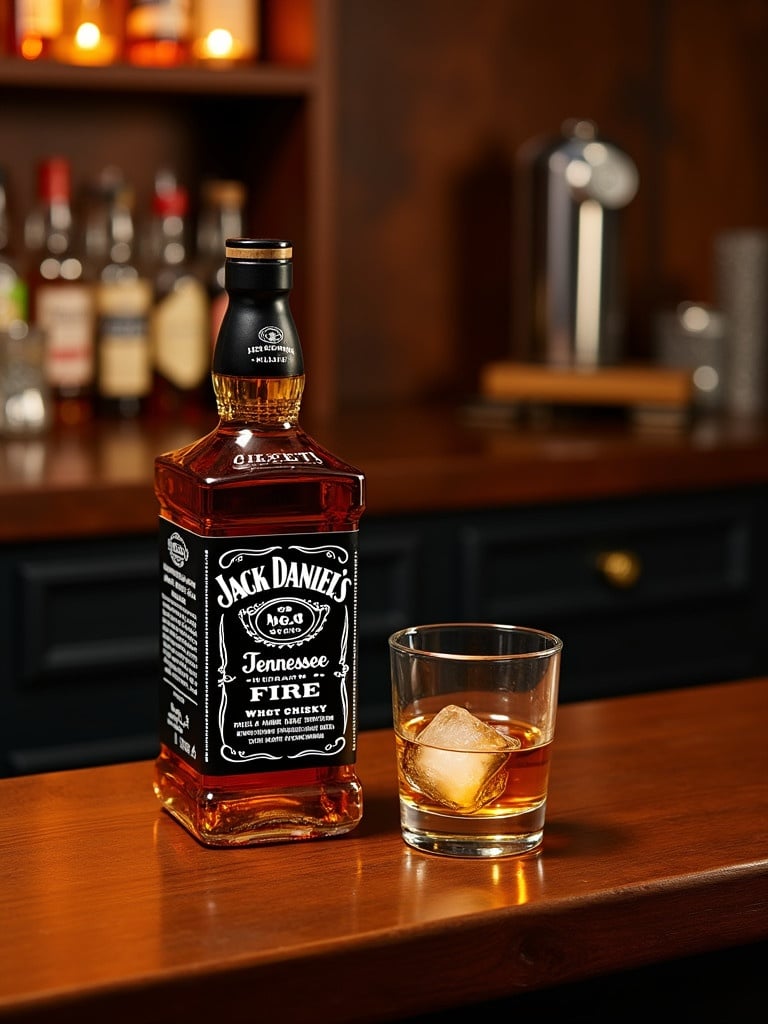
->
[[92, 173, 153, 418], [153, 239, 365, 847], [125, 0, 191, 67], [53, 0, 123, 66], [26, 156, 96, 425], [146, 171, 209, 420]]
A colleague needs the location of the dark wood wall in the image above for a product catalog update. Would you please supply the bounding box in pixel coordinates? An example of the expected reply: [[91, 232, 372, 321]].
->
[[334, 0, 768, 408]]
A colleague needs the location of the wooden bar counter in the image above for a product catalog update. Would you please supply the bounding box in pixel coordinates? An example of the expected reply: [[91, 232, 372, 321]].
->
[[1, 678, 766, 1022]]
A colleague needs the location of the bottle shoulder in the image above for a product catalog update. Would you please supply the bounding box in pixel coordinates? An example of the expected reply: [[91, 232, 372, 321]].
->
[[155, 424, 365, 535], [155, 424, 365, 484]]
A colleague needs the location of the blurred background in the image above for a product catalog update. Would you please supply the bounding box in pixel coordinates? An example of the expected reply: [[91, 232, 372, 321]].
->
[[2, 0, 767, 420], [334, 0, 768, 407]]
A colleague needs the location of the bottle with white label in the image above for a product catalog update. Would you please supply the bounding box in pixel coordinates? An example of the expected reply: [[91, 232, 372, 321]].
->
[[27, 156, 96, 425], [92, 173, 153, 418], [146, 171, 209, 421], [153, 239, 365, 847]]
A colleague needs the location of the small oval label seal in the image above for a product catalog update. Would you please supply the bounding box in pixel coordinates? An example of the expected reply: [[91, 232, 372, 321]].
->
[[168, 531, 189, 568], [258, 326, 284, 344]]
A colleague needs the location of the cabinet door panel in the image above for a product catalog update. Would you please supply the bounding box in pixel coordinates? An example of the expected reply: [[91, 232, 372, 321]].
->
[[19, 552, 158, 682], [0, 537, 159, 776], [358, 525, 426, 728], [459, 492, 758, 701]]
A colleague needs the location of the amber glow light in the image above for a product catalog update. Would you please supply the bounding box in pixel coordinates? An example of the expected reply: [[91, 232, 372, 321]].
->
[[21, 38, 44, 60], [193, 1, 257, 65], [75, 21, 101, 52], [203, 29, 235, 60]]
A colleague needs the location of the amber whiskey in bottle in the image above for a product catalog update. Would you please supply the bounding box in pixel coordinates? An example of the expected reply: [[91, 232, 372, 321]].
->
[[53, 0, 124, 66], [125, 0, 190, 66], [153, 239, 365, 847], [27, 156, 96, 425]]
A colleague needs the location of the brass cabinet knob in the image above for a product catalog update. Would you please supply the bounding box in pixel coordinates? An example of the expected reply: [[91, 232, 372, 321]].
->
[[596, 549, 642, 589]]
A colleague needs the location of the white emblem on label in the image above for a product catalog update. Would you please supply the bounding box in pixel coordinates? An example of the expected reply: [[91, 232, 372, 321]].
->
[[258, 326, 284, 344], [239, 597, 330, 647], [168, 531, 189, 568]]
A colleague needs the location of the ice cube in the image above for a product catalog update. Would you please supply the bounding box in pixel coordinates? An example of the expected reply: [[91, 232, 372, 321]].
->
[[404, 704, 517, 812]]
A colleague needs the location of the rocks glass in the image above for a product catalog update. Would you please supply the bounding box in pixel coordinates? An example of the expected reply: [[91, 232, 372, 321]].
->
[[389, 623, 562, 858]]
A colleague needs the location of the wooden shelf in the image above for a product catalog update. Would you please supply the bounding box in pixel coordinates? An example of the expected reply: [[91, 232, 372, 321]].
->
[[0, 56, 317, 96]]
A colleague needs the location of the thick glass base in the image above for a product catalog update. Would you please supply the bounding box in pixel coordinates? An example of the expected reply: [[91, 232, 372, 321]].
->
[[154, 748, 363, 848], [399, 802, 544, 858]]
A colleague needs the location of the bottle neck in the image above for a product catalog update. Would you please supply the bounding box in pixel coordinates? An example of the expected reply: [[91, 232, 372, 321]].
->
[[211, 373, 305, 428], [212, 285, 305, 428], [102, 202, 138, 279]]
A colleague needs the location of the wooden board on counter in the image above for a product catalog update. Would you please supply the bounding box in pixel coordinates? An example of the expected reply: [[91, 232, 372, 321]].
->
[[479, 361, 695, 409]]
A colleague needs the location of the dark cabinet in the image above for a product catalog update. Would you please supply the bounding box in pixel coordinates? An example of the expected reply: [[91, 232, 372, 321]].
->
[[3, 485, 767, 775], [359, 487, 768, 722], [0, 535, 158, 775]]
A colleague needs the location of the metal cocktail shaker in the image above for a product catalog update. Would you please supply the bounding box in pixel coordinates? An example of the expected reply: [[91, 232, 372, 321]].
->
[[514, 119, 639, 368]]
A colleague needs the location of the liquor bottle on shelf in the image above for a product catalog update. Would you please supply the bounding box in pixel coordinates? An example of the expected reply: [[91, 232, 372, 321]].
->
[[147, 170, 209, 420], [13, 0, 63, 61], [192, 0, 258, 66], [90, 170, 153, 419], [196, 179, 246, 351], [153, 239, 366, 847], [53, 0, 124, 66], [26, 156, 96, 425], [0, 167, 29, 331], [125, 0, 191, 67]]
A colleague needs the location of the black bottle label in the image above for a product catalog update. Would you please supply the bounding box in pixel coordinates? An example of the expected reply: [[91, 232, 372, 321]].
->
[[159, 520, 359, 773]]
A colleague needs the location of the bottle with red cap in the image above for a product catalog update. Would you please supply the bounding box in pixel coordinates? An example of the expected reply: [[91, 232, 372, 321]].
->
[[26, 156, 96, 425], [147, 169, 209, 420]]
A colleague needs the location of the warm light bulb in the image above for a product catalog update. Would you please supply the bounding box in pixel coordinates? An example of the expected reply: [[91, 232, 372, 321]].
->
[[206, 29, 234, 59], [75, 22, 102, 52], [193, 2, 258, 65], [21, 38, 44, 60]]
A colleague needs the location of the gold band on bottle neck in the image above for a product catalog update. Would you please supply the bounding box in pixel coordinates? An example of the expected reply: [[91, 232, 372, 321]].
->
[[225, 245, 292, 260]]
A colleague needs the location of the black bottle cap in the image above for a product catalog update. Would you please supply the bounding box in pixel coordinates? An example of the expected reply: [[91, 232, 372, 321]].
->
[[225, 239, 292, 260], [225, 238, 292, 290]]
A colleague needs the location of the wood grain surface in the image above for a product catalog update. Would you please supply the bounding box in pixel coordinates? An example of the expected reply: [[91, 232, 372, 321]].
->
[[1, 678, 766, 1022]]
